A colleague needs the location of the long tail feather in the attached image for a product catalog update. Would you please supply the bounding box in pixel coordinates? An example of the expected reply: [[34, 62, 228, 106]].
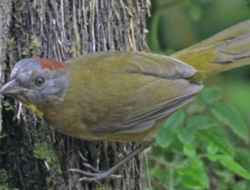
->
[[172, 20, 250, 82]]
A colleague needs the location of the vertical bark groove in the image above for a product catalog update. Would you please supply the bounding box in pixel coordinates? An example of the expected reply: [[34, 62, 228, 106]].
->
[[0, 0, 11, 138]]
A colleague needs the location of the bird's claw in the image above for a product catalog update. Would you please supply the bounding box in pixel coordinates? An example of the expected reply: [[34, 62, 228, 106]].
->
[[68, 141, 154, 182], [68, 168, 123, 182], [68, 151, 123, 182]]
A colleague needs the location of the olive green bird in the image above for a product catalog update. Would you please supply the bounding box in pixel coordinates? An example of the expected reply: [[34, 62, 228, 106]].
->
[[1, 20, 250, 181]]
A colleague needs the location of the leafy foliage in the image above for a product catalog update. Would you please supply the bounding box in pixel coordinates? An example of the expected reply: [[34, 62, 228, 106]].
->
[[145, 87, 250, 190], [145, 1, 250, 189]]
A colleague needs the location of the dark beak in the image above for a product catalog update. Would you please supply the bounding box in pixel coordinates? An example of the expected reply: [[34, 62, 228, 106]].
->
[[0, 80, 22, 95]]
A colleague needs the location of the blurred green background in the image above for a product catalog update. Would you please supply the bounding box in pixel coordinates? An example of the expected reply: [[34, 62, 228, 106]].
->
[[147, 0, 250, 118], [145, 0, 250, 189]]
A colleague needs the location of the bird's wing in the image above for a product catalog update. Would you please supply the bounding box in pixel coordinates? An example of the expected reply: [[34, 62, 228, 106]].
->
[[90, 79, 202, 135], [85, 52, 203, 135]]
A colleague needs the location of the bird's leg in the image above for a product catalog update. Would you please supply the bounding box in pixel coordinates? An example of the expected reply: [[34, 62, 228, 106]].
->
[[68, 140, 154, 182]]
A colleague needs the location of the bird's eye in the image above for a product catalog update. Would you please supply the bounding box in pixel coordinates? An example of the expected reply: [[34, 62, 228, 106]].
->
[[35, 77, 45, 86]]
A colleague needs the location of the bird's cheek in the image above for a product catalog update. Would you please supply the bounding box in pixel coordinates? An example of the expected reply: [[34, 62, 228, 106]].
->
[[23, 90, 40, 105]]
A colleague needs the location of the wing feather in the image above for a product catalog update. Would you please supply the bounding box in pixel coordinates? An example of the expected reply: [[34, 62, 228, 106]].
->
[[73, 51, 203, 135]]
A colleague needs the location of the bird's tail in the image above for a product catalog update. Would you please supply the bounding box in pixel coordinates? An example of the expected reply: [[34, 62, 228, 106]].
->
[[172, 20, 250, 82]]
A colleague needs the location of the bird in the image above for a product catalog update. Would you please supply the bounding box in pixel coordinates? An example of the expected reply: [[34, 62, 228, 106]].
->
[[1, 19, 250, 181]]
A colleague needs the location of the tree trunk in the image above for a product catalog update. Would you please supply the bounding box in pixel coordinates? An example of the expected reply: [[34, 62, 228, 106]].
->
[[0, 0, 150, 190], [0, 0, 11, 139]]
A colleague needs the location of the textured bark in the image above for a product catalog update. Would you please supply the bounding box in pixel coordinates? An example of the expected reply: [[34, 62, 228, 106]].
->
[[0, 0, 150, 189], [0, 0, 11, 139]]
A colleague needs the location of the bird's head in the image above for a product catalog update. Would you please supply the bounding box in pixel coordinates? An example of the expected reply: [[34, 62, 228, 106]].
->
[[0, 58, 70, 116]]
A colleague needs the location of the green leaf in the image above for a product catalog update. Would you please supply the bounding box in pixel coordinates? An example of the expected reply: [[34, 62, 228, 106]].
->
[[178, 127, 196, 143], [199, 130, 234, 157], [231, 181, 248, 190], [213, 169, 234, 182], [178, 157, 209, 189], [207, 153, 217, 162], [186, 115, 218, 130], [150, 167, 169, 183], [0, 169, 7, 184], [206, 143, 219, 161], [186, 96, 206, 113], [189, 3, 202, 21], [162, 110, 185, 129], [183, 144, 196, 157], [235, 148, 250, 171], [155, 127, 175, 148], [211, 103, 249, 143], [216, 155, 250, 180], [207, 142, 219, 155], [156, 110, 185, 148], [200, 87, 223, 103]]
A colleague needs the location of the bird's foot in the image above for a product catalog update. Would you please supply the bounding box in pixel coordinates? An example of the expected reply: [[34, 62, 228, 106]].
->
[[68, 152, 123, 182], [68, 167, 123, 182], [69, 140, 154, 182]]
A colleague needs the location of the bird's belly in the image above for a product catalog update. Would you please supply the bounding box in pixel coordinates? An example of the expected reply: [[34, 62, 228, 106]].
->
[[43, 106, 165, 142]]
